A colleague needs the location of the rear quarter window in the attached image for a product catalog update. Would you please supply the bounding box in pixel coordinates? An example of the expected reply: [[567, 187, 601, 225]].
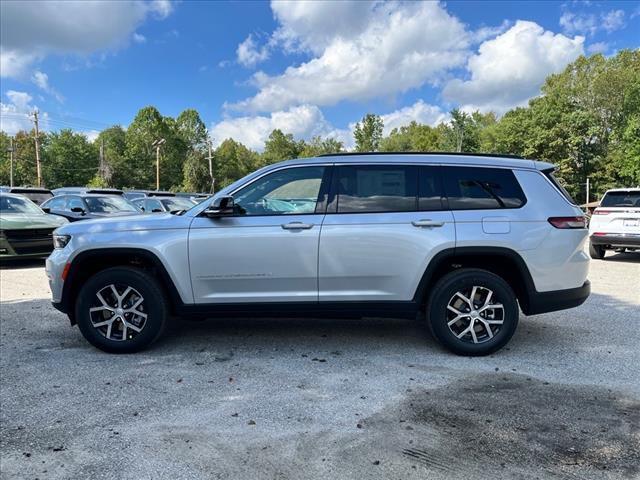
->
[[443, 166, 526, 210]]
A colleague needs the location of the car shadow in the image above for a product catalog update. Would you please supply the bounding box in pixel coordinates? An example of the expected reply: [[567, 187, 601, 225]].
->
[[601, 250, 640, 263], [0, 258, 46, 270]]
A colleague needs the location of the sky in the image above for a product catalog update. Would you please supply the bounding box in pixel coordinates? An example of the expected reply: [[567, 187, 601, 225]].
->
[[1, 0, 639, 150]]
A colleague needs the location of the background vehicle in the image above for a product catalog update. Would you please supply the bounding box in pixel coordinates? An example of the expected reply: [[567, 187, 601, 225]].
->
[[3, 187, 53, 205], [176, 192, 210, 204], [133, 195, 196, 213], [0, 193, 68, 259], [123, 190, 173, 201], [53, 187, 124, 196], [588, 188, 640, 259], [41, 194, 141, 222], [46, 153, 590, 356]]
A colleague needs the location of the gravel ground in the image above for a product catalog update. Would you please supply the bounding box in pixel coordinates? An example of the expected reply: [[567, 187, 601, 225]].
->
[[1, 252, 639, 480]]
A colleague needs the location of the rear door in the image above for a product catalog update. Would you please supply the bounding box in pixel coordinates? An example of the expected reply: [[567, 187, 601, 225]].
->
[[318, 163, 455, 302]]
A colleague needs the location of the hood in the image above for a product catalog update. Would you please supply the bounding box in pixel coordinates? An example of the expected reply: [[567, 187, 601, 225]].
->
[[0, 213, 68, 230], [56, 212, 192, 235]]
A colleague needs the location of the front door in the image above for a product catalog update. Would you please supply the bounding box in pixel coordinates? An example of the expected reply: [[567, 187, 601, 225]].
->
[[189, 165, 330, 304]]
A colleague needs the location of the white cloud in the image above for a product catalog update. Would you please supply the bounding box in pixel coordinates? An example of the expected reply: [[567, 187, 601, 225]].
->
[[31, 70, 64, 103], [0, 91, 44, 134], [587, 42, 609, 54], [380, 100, 448, 135], [0, 0, 174, 78], [230, 1, 469, 112], [443, 21, 584, 114], [236, 34, 269, 68], [82, 130, 101, 142], [210, 104, 338, 151], [559, 9, 626, 36], [133, 33, 147, 44]]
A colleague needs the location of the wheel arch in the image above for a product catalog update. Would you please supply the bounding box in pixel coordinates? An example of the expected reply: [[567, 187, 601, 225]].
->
[[413, 247, 537, 315], [61, 248, 185, 323]]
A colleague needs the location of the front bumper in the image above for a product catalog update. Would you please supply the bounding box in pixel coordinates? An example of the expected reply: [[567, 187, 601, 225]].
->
[[523, 280, 591, 316], [590, 233, 640, 248]]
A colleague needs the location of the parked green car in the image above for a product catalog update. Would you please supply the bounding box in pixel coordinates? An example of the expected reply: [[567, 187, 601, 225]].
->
[[0, 193, 68, 259]]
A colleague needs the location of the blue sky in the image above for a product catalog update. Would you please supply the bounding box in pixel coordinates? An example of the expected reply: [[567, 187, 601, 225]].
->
[[1, 0, 639, 150]]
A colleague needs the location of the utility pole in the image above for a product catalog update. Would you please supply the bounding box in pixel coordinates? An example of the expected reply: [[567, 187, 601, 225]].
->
[[586, 177, 590, 206], [99, 139, 105, 182], [151, 138, 166, 191], [207, 137, 215, 193], [32, 111, 42, 187], [7, 138, 14, 188]]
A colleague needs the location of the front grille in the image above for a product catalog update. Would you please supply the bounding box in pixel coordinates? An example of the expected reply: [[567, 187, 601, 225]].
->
[[1, 228, 54, 255]]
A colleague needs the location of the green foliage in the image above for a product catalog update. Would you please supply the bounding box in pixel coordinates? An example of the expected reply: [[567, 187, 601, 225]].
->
[[380, 121, 442, 152], [354, 114, 383, 152], [214, 138, 260, 189], [44, 129, 98, 188], [299, 136, 344, 157], [182, 150, 212, 193], [262, 129, 304, 165]]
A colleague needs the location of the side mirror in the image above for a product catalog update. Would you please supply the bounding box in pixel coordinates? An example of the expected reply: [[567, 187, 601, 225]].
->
[[151, 208, 163, 213], [41, 207, 51, 214], [71, 207, 85, 214], [204, 196, 235, 218]]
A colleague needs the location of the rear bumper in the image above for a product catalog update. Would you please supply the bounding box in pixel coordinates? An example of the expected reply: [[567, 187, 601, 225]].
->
[[523, 280, 590, 315], [590, 234, 640, 248]]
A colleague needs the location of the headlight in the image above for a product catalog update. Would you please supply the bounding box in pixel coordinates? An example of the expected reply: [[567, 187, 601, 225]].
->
[[53, 234, 71, 249]]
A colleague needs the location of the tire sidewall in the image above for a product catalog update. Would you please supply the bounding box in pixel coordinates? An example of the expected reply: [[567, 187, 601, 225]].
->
[[75, 267, 167, 353], [428, 269, 519, 356]]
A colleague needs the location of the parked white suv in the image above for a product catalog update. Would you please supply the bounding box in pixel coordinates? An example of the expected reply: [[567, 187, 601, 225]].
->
[[46, 153, 590, 356], [588, 188, 640, 259]]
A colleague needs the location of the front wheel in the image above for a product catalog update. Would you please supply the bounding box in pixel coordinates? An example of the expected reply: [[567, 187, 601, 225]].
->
[[589, 242, 605, 259], [75, 267, 168, 353], [427, 269, 519, 356]]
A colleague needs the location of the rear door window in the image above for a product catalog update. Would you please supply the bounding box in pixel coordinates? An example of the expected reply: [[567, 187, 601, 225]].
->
[[332, 165, 418, 213], [45, 197, 67, 210], [443, 166, 526, 210]]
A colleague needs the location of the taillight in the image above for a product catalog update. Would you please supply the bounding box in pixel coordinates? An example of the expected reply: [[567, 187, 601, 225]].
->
[[593, 209, 612, 215], [548, 216, 587, 229]]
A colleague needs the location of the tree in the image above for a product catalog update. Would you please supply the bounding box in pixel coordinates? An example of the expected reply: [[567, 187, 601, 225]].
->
[[182, 150, 211, 192], [175, 109, 208, 151], [45, 130, 98, 188], [380, 121, 443, 152], [214, 138, 260, 189], [354, 114, 383, 152], [262, 129, 304, 165], [94, 125, 127, 187], [124, 106, 186, 190], [299, 136, 344, 157]]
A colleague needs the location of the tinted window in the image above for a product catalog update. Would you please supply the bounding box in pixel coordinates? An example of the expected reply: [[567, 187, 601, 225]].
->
[[145, 199, 164, 212], [443, 167, 526, 210], [85, 196, 138, 213], [67, 197, 85, 211], [233, 166, 325, 216], [419, 167, 444, 211], [335, 165, 417, 213], [44, 197, 67, 210], [600, 191, 640, 208]]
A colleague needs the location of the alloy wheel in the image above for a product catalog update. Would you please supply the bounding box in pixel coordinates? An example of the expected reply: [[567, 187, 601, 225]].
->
[[446, 286, 504, 344], [88, 284, 147, 341]]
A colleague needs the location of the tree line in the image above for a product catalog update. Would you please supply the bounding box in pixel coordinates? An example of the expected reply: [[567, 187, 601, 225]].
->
[[0, 50, 638, 202]]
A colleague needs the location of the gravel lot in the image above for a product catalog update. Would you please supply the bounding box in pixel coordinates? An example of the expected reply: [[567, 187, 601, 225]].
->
[[1, 252, 639, 480]]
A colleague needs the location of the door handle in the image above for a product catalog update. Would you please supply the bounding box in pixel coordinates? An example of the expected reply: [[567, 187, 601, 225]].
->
[[281, 222, 314, 230], [412, 219, 444, 228]]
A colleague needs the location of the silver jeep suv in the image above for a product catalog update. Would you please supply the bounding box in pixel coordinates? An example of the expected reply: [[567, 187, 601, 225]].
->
[[46, 153, 590, 355]]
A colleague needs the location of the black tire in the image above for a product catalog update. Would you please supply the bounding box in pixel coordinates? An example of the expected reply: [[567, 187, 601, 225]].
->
[[426, 268, 519, 356], [589, 242, 605, 260], [75, 267, 168, 353]]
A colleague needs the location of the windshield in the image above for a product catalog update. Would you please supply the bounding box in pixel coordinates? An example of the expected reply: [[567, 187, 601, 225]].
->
[[600, 191, 640, 208], [84, 196, 139, 213], [0, 195, 44, 214], [160, 197, 195, 211]]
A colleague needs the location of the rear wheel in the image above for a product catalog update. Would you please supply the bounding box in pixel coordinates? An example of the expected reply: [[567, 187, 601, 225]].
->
[[589, 242, 605, 260], [75, 267, 168, 353], [427, 269, 519, 356]]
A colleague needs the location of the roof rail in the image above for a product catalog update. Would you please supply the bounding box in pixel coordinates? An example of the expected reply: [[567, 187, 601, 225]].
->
[[318, 151, 525, 160]]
